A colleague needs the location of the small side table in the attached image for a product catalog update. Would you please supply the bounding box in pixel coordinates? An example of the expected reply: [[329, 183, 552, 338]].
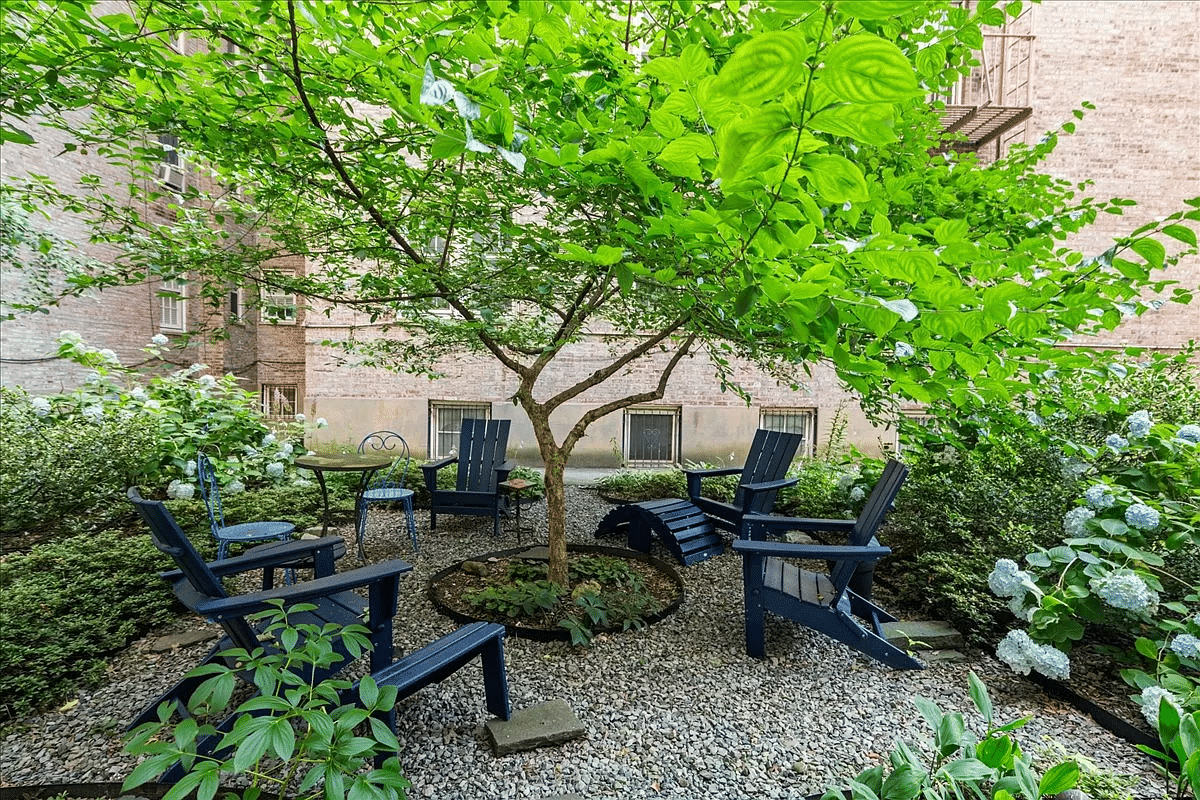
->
[[498, 478, 533, 543]]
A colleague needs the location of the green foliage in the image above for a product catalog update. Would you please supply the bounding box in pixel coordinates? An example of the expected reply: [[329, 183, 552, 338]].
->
[[124, 602, 411, 800], [995, 417, 1200, 715], [464, 580, 563, 620], [883, 436, 1079, 642], [596, 469, 687, 502], [0, 530, 177, 718], [1136, 700, 1200, 800], [821, 672, 1079, 800], [1, 386, 158, 536]]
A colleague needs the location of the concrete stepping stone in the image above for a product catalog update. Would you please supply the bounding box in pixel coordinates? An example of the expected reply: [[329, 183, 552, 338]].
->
[[881, 620, 964, 650], [486, 699, 585, 756]]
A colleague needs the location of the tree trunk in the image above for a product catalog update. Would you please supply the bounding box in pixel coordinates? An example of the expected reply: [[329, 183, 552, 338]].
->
[[525, 404, 571, 586]]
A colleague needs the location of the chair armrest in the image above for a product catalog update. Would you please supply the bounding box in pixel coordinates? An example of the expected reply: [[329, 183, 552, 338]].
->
[[194, 560, 413, 620], [742, 513, 856, 535], [685, 466, 743, 500], [739, 477, 798, 497], [160, 537, 347, 582], [421, 457, 458, 489], [731, 539, 891, 562]]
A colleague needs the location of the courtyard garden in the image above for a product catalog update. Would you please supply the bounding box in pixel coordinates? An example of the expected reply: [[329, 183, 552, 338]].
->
[[1, 335, 1197, 799]]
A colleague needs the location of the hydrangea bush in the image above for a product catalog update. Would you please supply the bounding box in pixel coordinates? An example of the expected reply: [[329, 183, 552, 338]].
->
[[991, 411, 1200, 716], [2, 332, 327, 535]]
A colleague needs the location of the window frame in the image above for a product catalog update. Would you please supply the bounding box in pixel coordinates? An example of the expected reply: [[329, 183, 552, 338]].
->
[[429, 401, 492, 459], [759, 407, 817, 457], [158, 277, 187, 331], [228, 285, 245, 323], [156, 134, 186, 191], [261, 384, 298, 418], [622, 406, 681, 467], [261, 273, 298, 324]]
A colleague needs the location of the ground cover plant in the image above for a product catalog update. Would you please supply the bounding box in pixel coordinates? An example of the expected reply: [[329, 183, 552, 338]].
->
[[6, 0, 1197, 595]]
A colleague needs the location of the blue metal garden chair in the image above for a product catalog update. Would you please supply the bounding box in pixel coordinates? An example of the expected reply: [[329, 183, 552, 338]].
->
[[357, 431, 418, 553], [197, 451, 295, 560]]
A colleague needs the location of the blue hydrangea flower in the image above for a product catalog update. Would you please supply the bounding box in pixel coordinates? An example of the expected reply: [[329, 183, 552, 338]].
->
[[266, 461, 285, 478], [1139, 686, 1181, 726], [849, 486, 866, 502], [1091, 569, 1159, 612], [166, 480, 195, 501], [893, 342, 915, 359], [1125, 503, 1160, 531], [1105, 434, 1129, 451], [1063, 506, 1095, 537], [988, 559, 1030, 598], [295, 413, 306, 422], [262, 433, 277, 447], [1126, 410, 1152, 438], [226, 479, 246, 495], [1084, 484, 1115, 510], [996, 630, 1070, 680], [1008, 596, 1035, 622], [150, 333, 169, 346], [1170, 634, 1200, 659], [1176, 424, 1200, 443], [30, 397, 52, 417]]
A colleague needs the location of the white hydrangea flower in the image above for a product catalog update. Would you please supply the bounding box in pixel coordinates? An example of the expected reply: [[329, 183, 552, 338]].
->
[[197, 374, 218, 388], [1084, 485, 1115, 510], [294, 413, 306, 422], [996, 630, 1069, 679], [166, 480, 195, 501], [1091, 569, 1159, 613], [144, 399, 161, 411], [266, 461, 285, 478], [1105, 434, 1129, 451], [1170, 634, 1200, 659], [98, 348, 120, 365], [1126, 410, 1152, 438], [58, 330, 84, 344], [261, 433, 277, 446], [988, 559, 1029, 598], [1008, 596, 1035, 622], [1125, 503, 1160, 531], [30, 397, 52, 417], [243, 444, 258, 456], [183, 459, 197, 477], [150, 333, 169, 346], [1139, 686, 1182, 726], [279, 441, 294, 456], [893, 342, 915, 359], [82, 404, 104, 422], [1063, 506, 1095, 537], [1177, 424, 1200, 443], [187, 363, 207, 374], [316, 417, 328, 429], [130, 387, 148, 401], [292, 477, 312, 487], [849, 486, 866, 502], [225, 479, 245, 495]]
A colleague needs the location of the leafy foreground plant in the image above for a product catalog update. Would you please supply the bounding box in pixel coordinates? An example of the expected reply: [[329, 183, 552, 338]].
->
[[1137, 697, 1200, 800], [124, 601, 411, 800], [819, 672, 1080, 800]]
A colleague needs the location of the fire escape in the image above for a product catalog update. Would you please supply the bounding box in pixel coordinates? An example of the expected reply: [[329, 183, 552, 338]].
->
[[936, 8, 1035, 160]]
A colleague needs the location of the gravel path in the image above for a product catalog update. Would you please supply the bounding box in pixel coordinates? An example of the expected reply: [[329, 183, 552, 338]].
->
[[0, 487, 1168, 798]]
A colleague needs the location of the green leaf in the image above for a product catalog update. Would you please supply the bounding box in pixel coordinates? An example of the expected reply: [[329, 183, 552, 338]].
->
[[1134, 637, 1160, 660], [430, 133, 465, 160], [1039, 761, 1080, 796], [1161, 223, 1197, 246], [803, 154, 869, 203], [967, 671, 993, 724], [881, 764, 922, 800], [822, 35, 922, 104], [714, 30, 810, 104], [808, 102, 897, 145], [836, 1, 924, 19], [650, 109, 685, 139], [0, 126, 36, 146], [1129, 237, 1166, 269]]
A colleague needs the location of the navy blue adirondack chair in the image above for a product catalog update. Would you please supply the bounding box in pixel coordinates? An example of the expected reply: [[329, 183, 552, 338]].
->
[[358, 431, 418, 553], [422, 419, 515, 537], [732, 459, 922, 669], [127, 488, 512, 778], [685, 428, 804, 538], [197, 451, 295, 560]]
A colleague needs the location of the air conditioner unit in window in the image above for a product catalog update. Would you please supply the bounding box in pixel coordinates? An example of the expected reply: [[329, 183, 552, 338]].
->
[[156, 160, 186, 191]]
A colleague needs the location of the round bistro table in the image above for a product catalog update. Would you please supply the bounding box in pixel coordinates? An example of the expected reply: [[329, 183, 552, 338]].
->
[[294, 452, 396, 559]]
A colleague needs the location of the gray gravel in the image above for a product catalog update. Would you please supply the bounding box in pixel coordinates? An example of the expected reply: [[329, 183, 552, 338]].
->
[[0, 487, 1168, 798]]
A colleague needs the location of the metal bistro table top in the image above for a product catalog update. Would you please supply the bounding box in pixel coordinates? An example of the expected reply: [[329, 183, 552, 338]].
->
[[294, 452, 396, 471]]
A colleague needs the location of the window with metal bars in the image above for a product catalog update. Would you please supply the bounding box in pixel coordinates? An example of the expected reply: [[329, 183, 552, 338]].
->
[[429, 402, 491, 458]]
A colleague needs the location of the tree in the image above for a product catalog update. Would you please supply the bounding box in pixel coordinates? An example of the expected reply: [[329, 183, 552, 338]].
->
[[3, 0, 1196, 585]]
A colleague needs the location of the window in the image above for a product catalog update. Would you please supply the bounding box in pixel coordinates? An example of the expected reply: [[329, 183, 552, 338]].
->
[[760, 408, 816, 456], [228, 286, 245, 323], [156, 134, 186, 191], [261, 274, 297, 324], [430, 402, 491, 458], [262, 384, 298, 417], [159, 278, 187, 331], [623, 407, 679, 466]]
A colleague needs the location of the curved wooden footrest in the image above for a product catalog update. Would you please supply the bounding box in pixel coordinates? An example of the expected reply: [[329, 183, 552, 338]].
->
[[595, 499, 722, 565]]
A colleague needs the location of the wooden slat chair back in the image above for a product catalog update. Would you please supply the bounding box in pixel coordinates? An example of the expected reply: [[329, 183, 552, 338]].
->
[[686, 428, 803, 537], [422, 418, 515, 537], [732, 459, 921, 669]]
